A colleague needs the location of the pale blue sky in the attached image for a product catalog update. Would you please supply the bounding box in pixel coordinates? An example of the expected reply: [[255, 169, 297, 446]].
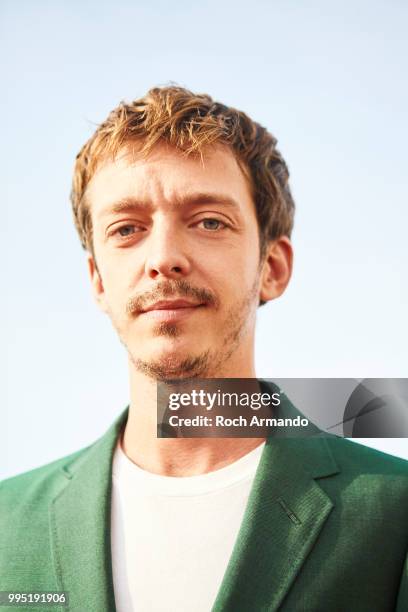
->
[[2, 1, 407, 477]]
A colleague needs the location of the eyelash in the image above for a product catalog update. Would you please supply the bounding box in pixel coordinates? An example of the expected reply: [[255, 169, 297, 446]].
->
[[110, 217, 229, 240], [196, 218, 228, 231]]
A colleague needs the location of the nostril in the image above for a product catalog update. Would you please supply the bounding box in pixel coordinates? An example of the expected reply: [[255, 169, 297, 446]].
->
[[171, 266, 182, 273]]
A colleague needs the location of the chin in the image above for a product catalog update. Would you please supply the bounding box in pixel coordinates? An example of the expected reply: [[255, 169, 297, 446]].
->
[[129, 347, 212, 381], [140, 330, 202, 354]]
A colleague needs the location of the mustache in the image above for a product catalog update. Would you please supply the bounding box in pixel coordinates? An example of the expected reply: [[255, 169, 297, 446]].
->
[[126, 280, 219, 315]]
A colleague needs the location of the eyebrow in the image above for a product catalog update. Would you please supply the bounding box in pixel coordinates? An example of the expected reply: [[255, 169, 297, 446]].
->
[[98, 192, 241, 219]]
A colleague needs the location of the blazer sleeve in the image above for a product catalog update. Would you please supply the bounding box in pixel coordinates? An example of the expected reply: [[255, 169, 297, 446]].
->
[[396, 552, 408, 611]]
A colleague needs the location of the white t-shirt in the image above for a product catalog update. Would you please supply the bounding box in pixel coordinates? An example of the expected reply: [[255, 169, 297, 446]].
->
[[111, 439, 266, 612]]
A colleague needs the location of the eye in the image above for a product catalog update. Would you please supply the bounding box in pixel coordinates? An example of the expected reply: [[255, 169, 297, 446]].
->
[[199, 218, 227, 231], [107, 223, 145, 242], [117, 225, 136, 237]]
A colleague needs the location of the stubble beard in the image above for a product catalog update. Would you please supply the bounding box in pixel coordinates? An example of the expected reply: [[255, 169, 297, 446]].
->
[[125, 275, 260, 381]]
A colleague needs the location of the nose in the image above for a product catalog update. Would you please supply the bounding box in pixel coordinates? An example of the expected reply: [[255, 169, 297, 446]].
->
[[144, 218, 192, 280]]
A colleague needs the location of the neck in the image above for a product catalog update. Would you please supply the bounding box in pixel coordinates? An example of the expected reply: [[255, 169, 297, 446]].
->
[[121, 345, 265, 477]]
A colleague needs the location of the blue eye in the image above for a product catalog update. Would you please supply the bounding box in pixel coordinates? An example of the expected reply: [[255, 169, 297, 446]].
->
[[201, 219, 224, 230], [118, 225, 136, 236]]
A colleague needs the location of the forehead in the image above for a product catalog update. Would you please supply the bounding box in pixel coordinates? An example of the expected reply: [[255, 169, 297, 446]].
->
[[85, 142, 255, 218]]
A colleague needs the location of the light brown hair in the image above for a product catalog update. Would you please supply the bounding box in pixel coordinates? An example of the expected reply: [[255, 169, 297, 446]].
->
[[71, 85, 295, 258]]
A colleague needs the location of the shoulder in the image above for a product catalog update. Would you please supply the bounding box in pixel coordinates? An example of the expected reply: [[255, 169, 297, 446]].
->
[[0, 408, 128, 510], [0, 445, 91, 512], [320, 437, 408, 516], [326, 436, 408, 477]]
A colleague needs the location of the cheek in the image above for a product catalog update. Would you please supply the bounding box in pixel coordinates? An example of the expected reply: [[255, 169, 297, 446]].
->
[[96, 268, 131, 319], [96, 247, 138, 289], [202, 266, 258, 319], [215, 248, 258, 288]]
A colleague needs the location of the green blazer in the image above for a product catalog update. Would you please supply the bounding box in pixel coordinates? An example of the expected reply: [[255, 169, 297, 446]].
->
[[1, 396, 407, 611]]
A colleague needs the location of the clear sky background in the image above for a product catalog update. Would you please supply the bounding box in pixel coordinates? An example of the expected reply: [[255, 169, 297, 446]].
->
[[2, 0, 407, 478]]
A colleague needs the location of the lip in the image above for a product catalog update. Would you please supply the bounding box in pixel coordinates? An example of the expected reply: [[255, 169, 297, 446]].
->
[[139, 299, 206, 321], [141, 299, 203, 312]]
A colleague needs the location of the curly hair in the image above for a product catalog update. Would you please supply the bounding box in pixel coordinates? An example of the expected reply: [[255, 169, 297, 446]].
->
[[71, 85, 295, 258]]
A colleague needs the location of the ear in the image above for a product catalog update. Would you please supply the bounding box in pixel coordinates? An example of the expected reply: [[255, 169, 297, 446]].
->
[[87, 254, 109, 313], [259, 237, 293, 303]]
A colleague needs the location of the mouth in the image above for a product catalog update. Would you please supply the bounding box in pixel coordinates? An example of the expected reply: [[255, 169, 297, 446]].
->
[[139, 299, 207, 321]]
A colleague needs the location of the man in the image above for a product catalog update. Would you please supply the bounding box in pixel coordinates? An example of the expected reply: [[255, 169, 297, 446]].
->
[[1, 86, 407, 611]]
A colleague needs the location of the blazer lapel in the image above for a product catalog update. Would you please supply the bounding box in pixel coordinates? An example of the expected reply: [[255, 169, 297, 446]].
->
[[49, 409, 129, 612], [48, 386, 339, 612], [212, 392, 340, 611]]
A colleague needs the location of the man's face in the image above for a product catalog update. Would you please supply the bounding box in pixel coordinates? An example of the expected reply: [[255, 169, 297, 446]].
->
[[86, 143, 269, 380]]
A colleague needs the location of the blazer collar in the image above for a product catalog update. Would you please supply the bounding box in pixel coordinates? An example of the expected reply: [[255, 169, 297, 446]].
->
[[50, 409, 128, 612], [50, 384, 339, 612], [212, 384, 340, 610], [212, 437, 339, 610]]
